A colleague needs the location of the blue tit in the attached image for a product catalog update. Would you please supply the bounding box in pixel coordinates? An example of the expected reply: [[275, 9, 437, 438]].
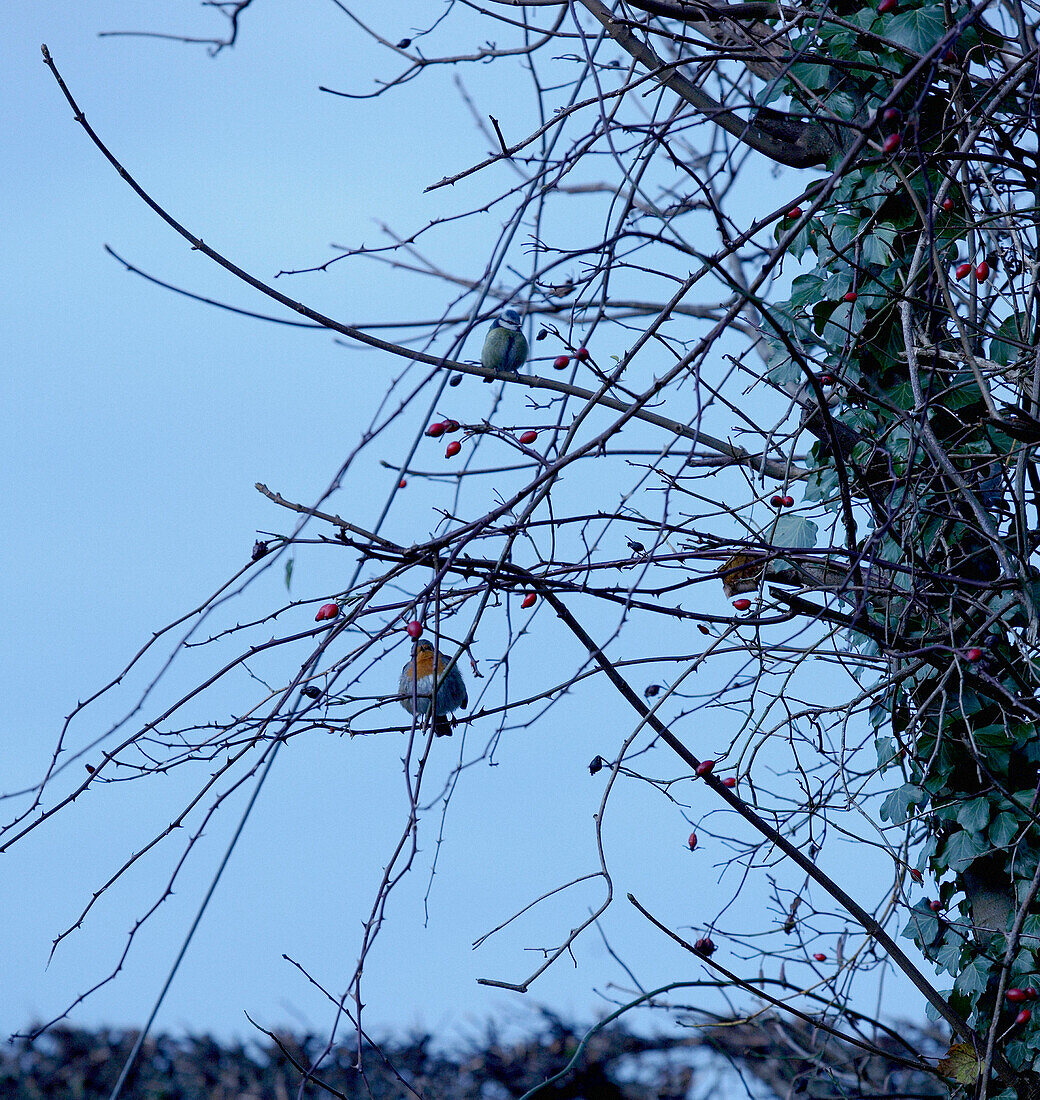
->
[[481, 308, 529, 382]]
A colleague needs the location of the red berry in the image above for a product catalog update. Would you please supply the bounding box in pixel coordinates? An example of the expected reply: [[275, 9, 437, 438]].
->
[[882, 132, 902, 154], [732, 598, 752, 611], [964, 647, 983, 661], [843, 291, 858, 302], [882, 107, 901, 123], [575, 347, 591, 362], [315, 603, 339, 622], [820, 374, 835, 385], [955, 262, 972, 280], [406, 620, 423, 640], [694, 936, 716, 957], [519, 430, 538, 445], [813, 953, 827, 962], [688, 832, 698, 851], [1016, 1009, 1032, 1026], [909, 868, 923, 883], [942, 197, 954, 211], [426, 422, 446, 438], [878, 0, 897, 12], [929, 899, 942, 911], [976, 261, 990, 281], [722, 776, 737, 788], [399, 479, 407, 489], [445, 441, 462, 458], [1007, 989, 1029, 1003], [771, 495, 784, 507], [786, 206, 802, 219], [782, 495, 795, 507], [443, 419, 461, 434], [1027, 989, 1038, 1001], [521, 593, 537, 609], [553, 355, 571, 370], [696, 759, 715, 777]]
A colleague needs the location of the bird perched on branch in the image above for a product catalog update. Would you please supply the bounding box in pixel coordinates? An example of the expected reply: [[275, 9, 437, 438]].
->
[[481, 308, 528, 382], [398, 640, 468, 736]]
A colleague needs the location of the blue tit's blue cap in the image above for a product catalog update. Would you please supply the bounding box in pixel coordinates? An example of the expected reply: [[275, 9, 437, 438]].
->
[[501, 308, 522, 327]]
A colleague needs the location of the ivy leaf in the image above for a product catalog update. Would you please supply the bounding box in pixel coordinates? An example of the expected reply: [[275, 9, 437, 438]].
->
[[956, 797, 990, 834], [990, 812, 1019, 848], [824, 90, 859, 121], [941, 829, 988, 872], [886, 379, 916, 409], [902, 901, 939, 946], [861, 170, 899, 212], [885, 8, 946, 54], [880, 782, 926, 823], [859, 224, 897, 265], [803, 463, 840, 502], [773, 514, 819, 548], [941, 374, 984, 410], [937, 1043, 980, 1084], [925, 992, 954, 1022], [935, 941, 965, 975], [1020, 914, 1040, 942], [788, 270, 822, 309], [953, 954, 991, 998], [789, 61, 832, 90], [813, 298, 839, 337], [875, 736, 899, 769], [869, 699, 889, 730], [991, 314, 1029, 367]]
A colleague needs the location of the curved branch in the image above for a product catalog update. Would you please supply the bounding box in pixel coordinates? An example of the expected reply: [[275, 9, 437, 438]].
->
[[575, 0, 839, 166]]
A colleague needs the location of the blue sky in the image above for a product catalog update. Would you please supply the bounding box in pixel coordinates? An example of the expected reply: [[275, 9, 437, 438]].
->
[[4, 1, 923, 1050], [5, 1, 673, 1043]]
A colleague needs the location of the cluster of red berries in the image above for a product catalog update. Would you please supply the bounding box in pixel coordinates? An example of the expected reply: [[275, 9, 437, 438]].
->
[[1007, 989, 1037, 1027], [880, 106, 901, 153], [955, 260, 990, 281], [425, 418, 464, 458], [770, 494, 795, 508], [429, 419, 543, 459], [692, 758, 738, 787], [553, 347, 591, 369]]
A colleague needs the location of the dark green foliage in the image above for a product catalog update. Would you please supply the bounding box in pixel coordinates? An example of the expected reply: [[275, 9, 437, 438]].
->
[[0, 1016, 947, 1100]]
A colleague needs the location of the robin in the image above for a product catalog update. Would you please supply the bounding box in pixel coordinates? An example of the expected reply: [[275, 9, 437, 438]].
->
[[398, 640, 468, 737]]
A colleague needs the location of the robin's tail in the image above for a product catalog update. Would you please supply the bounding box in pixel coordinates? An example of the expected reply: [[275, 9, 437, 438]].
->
[[434, 714, 454, 737]]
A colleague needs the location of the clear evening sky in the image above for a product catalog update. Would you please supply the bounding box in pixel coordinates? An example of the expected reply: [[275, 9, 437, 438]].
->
[[5, 1, 918, 1047]]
